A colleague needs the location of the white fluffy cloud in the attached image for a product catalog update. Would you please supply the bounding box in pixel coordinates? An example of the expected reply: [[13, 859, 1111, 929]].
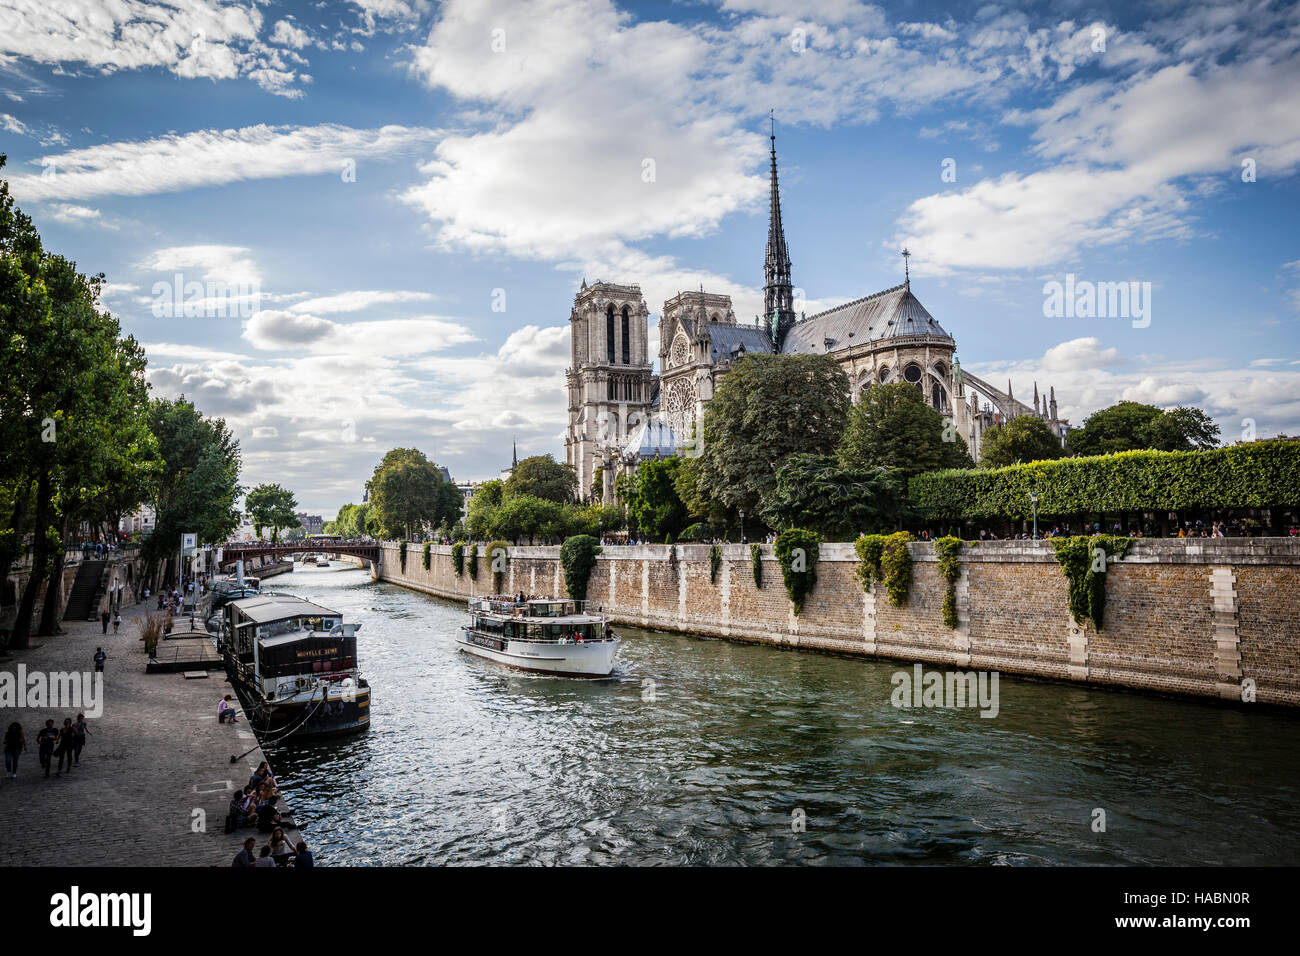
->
[[242, 310, 476, 356], [7, 124, 440, 202], [968, 337, 1300, 438], [288, 290, 436, 314], [0, 0, 313, 97], [141, 244, 262, 287]]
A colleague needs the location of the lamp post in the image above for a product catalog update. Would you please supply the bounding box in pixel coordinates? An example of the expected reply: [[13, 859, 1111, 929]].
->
[[739, 508, 746, 544], [1029, 491, 1039, 540]]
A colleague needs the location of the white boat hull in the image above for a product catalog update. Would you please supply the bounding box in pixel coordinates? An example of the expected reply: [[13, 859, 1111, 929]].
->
[[457, 628, 620, 677]]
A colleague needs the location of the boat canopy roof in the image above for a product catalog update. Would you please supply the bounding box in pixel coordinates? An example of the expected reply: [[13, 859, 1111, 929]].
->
[[229, 593, 339, 625]]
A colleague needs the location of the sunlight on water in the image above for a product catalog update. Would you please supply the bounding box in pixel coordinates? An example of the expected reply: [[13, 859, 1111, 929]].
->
[[265, 564, 1300, 866]]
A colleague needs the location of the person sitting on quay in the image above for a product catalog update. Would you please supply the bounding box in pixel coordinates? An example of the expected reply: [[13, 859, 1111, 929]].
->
[[231, 837, 257, 867], [229, 787, 258, 829], [255, 794, 282, 833], [269, 826, 293, 865], [218, 694, 239, 724], [254, 845, 278, 867], [292, 841, 314, 868], [248, 760, 275, 791]]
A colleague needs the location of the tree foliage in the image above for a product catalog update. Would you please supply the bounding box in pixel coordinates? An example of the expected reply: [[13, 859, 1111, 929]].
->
[[979, 415, 1065, 469], [686, 354, 850, 521], [759, 453, 899, 539], [244, 482, 298, 541], [366, 447, 461, 539], [1066, 401, 1220, 456], [504, 454, 577, 503], [840, 382, 972, 484], [624, 456, 689, 542]]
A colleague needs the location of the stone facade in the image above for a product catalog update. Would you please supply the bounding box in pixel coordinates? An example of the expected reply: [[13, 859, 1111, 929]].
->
[[374, 538, 1300, 708]]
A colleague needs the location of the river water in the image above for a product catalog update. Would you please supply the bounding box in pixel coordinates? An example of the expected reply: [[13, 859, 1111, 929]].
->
[[266, 563, 1300, 866]]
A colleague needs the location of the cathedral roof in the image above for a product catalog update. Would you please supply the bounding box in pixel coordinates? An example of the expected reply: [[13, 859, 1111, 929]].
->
[[622, 416, 678, 459], [706, 322, 774, 361], [781, 283, 952, 355]]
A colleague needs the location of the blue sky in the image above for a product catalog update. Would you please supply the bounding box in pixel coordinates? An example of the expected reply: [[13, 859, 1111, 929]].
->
[[1, 0, 1297, 518]]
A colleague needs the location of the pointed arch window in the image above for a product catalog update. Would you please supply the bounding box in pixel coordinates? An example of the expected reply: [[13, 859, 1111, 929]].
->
[[621, 306, 631, 365], [606, 304, 616, 364]]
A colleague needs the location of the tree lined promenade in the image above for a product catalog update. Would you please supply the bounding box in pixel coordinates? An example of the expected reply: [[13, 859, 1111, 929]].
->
[[1, 159, 243, 644], [0, 593, 298, 866]]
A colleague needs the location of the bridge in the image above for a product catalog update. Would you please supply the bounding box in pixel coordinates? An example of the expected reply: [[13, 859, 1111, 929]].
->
[[219, 542, 382, 568]]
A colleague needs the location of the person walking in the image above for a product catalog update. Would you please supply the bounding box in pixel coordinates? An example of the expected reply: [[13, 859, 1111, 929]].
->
[[36, 719, 57, 778], [93, 647, 106, 675], [55, 718, 76, 775], [4, 722, 26, 778], [100, 608, 110, 634], [112, 611, 121, 634], [72, 714, 90, 765]]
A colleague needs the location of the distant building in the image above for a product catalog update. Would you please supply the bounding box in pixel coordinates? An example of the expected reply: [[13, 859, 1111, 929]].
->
[[118, 504, 156, 536], [296, 513, 324, 536]]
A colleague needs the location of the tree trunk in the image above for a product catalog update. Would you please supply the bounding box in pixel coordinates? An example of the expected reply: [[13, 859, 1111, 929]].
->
[[37, 534, 67, 636], [0, 479, 33, 602], [10, 469, 53, 648]]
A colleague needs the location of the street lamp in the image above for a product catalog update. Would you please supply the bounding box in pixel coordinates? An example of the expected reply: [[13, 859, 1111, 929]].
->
[[1029, 491, 1039, 540], [739, 508, 746, 544]]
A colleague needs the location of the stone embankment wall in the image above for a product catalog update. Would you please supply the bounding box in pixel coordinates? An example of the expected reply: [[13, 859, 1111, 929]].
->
[[371, 539, 1300, 707]]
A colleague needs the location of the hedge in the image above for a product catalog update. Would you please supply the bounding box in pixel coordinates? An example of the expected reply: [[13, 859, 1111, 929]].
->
[[908, 440, 1300, 521]]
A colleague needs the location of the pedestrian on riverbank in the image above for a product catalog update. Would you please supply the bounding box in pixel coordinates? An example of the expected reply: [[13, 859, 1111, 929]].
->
[[112, 611, 121, 634], [55, 718, 76, 775], [72, 714, 90, 765], [36, 719, 57, 778], [93, 647, 106, 674], [4, 722, 25, 778], [232, 837, 257, 867], [100, 609, 110, 634]]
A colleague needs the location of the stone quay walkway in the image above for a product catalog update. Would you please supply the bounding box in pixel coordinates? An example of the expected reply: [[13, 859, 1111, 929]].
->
[[0, 597, 304, 866]]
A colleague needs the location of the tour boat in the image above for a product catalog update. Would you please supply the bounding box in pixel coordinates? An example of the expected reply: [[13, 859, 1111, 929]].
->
[[459, 597, 620, 678], [218, 593, 371, 739]]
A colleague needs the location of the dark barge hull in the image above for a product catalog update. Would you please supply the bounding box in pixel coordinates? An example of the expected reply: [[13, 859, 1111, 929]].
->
[[228, 678, 371, 741]]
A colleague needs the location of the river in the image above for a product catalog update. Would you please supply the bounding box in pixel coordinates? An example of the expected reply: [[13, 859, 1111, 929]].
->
[[265, 562, 1300, 866]]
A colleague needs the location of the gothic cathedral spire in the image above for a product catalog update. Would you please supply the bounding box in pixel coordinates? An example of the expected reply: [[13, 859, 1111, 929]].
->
[[764, 113, 796, 351]]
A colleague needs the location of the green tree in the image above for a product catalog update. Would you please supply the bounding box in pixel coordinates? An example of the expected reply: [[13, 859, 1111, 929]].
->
[[687, 353, 850, 521], [244, 483, 299, 541], [979, 415, 1066, 469], [1066, 401, 1221, 456], [144, 397, 243, 580], [366, 448, 461, 539], [465, 479, 504, 539], [325, 502, 374, 538], [504, 454, 577, 503], [839, 382, 973, 484], [625, 457, 689, 541], [759, 454, 898, 539]]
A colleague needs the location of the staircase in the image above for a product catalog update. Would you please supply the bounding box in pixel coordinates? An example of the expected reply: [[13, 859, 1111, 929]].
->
[[63, 560, 105, 622]]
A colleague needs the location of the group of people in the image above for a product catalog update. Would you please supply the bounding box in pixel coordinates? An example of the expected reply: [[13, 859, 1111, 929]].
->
[[227, 761, 314, 867], [3, 715, 91, 779]]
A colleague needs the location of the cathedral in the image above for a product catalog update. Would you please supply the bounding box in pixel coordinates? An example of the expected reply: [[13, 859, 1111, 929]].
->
[[565, 129, 1069, 503]]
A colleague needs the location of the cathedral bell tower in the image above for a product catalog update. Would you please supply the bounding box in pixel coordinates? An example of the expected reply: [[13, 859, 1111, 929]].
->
[[564, 280, 654, 502]]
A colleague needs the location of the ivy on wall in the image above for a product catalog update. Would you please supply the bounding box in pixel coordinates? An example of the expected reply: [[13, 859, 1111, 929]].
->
[[467, 543, 479, 580], [709, 544, 722, 584], [774, 528, 821, 615], [1051, 534, 1132, 631], [854, 532, 914, 607], [422, 541, 431, 571], [560, 535, 602, 601], [934, 536, 962, 629], [487, 540, 510, 593], [452, 541, 465, 577], [750, 544, 763, 589], [399, 539, 408, 572]]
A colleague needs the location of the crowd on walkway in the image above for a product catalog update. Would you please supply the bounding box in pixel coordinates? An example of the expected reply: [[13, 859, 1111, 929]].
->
[[226, 761, 314, 867], [4, 713, 92, 780]]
